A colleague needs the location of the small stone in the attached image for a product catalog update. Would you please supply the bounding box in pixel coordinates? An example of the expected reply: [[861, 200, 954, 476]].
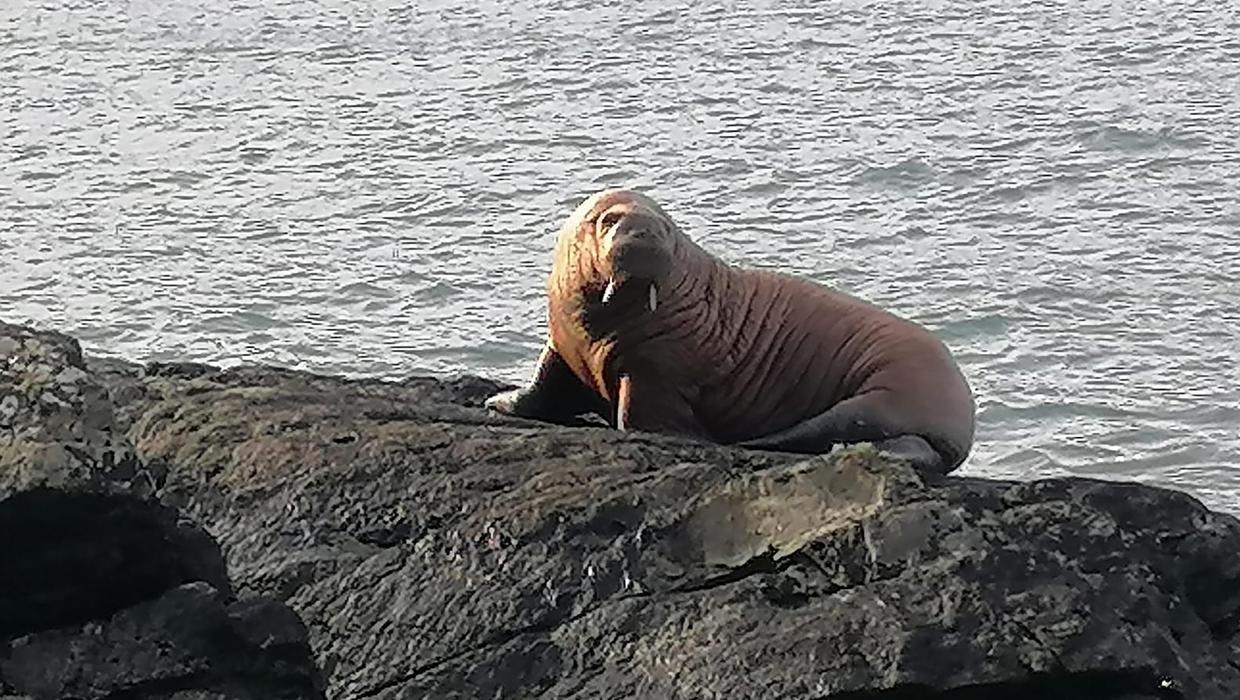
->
[[55, 366, 88, 386], [0, 394, 19, 426], [39, 392, 69, 409]]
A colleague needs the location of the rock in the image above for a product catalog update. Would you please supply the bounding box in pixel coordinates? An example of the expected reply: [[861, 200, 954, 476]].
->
[[84, 350, 1240, 699], [0, 323, 147, 498], [0, 322, 325, 699], [0, 323, 227, 636], [0, 482, 231, 640], [2, 582, 320, 700]]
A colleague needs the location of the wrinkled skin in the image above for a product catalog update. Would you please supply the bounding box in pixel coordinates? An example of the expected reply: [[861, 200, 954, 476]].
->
[[486, 189, 976, 474]]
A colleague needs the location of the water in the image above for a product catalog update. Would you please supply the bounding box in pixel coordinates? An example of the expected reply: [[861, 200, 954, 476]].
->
[[2, 0, 1238, 513]]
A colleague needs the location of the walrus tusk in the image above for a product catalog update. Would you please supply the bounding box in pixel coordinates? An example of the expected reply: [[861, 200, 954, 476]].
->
[[601, 276, 657, 311]]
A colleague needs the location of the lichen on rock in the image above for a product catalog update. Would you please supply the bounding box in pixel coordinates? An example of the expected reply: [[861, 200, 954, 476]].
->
[[0, 323, 143, 498]]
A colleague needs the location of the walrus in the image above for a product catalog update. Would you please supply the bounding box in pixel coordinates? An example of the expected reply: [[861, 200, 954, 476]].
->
[[485, 188, 976, 474]]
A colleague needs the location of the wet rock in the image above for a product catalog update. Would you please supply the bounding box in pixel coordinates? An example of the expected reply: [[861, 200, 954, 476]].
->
[[87, 351, 1240, 699]]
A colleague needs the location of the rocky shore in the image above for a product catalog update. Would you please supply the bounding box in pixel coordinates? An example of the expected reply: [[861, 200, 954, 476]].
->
[[2, 319, 1237, 699]]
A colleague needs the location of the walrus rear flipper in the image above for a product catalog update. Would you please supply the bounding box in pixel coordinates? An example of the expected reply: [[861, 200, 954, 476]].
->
[[736, 394, 951, 475], [484, 344, 607, 426], [869, 435, 945, 475]]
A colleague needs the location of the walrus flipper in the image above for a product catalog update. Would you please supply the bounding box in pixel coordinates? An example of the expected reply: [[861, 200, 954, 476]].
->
[[737, 394, 950, 474], [484, 344, 607, 425], [868, 435, 944, 474], [617, 374, 713, 442]]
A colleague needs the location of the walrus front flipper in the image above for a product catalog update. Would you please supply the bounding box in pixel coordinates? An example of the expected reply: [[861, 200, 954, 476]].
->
[[484, 344, 606, 425], [617, 374, 712, 442], [737, 394, 951, 474]]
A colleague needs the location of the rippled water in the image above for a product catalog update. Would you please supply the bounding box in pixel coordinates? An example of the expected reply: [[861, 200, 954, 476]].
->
[[3, 0, 1238, 511]]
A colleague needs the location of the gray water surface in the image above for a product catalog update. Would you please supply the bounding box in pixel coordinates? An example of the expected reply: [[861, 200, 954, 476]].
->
[[3, 0, 1239, 512]]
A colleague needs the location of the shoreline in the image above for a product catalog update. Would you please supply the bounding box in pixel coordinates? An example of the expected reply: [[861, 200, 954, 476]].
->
[[2, 319, 1238, 698]]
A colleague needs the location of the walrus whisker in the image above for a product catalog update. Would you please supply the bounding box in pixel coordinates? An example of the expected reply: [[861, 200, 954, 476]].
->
[[648, 283, 658, 312]]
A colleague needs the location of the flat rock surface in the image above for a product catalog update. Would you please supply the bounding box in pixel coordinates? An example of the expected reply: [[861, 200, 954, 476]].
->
[[78, 352, 1240, 699]]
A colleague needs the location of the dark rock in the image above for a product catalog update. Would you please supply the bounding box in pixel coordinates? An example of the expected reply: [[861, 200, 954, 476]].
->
[[0, 486, 229, 639], [0, 323, 228, 637], [0, 322, 325, 699], [6, 319, 1238, 698], [2, 582, 320, 700], [82, 350, 1240, 699]]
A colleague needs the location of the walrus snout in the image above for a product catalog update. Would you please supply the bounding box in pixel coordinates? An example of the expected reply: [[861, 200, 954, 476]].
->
[[609, 241, 672, 279], [599, 208, 675, 280]]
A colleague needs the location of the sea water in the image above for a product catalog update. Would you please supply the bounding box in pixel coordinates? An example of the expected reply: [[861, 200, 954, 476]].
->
[[2, 0, 1238, 511]]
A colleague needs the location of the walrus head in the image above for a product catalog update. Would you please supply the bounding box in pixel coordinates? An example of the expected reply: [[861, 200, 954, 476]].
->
[[594, 201, 678, 312], [549, 189, 691, 342]]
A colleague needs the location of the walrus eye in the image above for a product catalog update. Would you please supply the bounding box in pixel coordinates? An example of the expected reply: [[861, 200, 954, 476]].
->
[[598, 210, 624, 234]]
